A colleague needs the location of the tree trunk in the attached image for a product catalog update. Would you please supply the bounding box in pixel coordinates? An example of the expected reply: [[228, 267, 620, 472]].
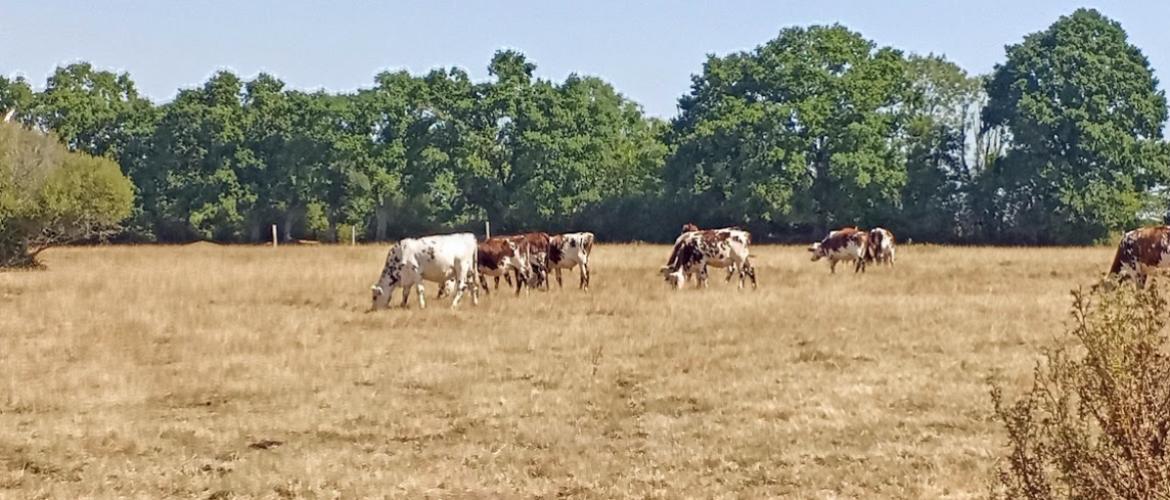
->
[[375, 206, 389, 241]]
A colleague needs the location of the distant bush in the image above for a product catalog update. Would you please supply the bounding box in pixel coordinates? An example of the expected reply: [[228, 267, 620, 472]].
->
[[0, 122, 133, 268], [991, 281, 1170, 498]]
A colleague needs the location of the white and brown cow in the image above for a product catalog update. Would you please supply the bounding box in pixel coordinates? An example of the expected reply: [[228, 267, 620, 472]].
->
[[548, 232, 594, 290], [370, 233, 479, 309], [1108, 225, 1170, 287], [673, 224, 752, 284], [661, 228, 756, 289], [867, 227, 896, 266], [476, 237, 532, 296], [809, 227, 869, 273], [497, 232, 551, 290]]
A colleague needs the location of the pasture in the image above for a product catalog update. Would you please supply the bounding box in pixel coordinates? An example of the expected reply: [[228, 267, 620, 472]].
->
[[0, 243, 1114, 498]]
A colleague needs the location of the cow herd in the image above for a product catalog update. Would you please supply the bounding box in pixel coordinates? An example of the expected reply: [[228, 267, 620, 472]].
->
[[369, 224, 903, 309], [370, 231, 594, 309]]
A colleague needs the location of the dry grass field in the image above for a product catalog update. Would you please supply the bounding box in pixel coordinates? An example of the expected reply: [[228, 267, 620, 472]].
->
[[0, 243, 1116, 498]]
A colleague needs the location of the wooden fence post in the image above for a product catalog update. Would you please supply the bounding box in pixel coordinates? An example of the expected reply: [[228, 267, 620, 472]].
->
[[271, 224, 278, 248]]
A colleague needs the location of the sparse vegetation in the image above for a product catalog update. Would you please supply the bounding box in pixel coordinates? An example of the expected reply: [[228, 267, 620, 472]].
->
[[0, 243, 1114, 497], [991, 281, 1170, 498]]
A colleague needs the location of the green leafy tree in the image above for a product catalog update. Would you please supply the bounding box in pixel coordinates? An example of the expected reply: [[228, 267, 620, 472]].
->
[[982, 8, 1169, 243], [665, 25, 911, 235], [900, 54, 988, 241], [146, 71, 252, 240], [0, 122, 133, 267]]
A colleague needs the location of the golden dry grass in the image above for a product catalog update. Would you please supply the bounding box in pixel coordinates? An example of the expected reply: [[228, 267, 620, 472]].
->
[[0, 243, 1115, 498]]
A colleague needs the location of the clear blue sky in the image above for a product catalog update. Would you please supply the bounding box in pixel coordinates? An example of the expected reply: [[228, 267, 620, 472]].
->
[[2, 1, 1167, 118]]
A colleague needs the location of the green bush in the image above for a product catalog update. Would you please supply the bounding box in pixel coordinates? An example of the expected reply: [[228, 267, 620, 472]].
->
[[991, 281, 1170, 498], [0, 122, 133, 268]]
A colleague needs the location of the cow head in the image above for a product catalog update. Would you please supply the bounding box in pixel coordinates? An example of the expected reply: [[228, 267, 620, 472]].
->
[[660, 266, 686, 289], [808, 242, 825, 261], [370, 248, 403, 310]]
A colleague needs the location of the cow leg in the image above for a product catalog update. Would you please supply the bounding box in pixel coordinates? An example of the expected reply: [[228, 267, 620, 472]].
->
[[725, 265, 736, 282], [468, 269, 480, 306], [400, 285, 411, 308], [830, 260, 837, 274], [579, 259, 589, 291], [855, 257, 866, 273], [497, 275, 505, 289], [513, 267, 523, 296], [743, 260, 758, 289], [554, 267, 564, 288], [479, 272, 491, 296], [416, 284, 427, 309], [450, 277, 466, 308], [700, 265, 710, 288]]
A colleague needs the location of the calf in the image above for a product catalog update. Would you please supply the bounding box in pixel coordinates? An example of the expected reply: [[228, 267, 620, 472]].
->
[[809, 227, 869, 273], [548, 232, 594, 290], [1109, 226, 1170, 287], [661, 229, 756, 289], [867, 227, 896, 266], [370, 233, 479, 309]]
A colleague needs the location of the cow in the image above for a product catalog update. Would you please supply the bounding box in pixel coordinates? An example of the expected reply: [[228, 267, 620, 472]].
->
[[674, 224, 753, 285], [480, 237, 534, 295], [1108, 226, 1170, 287], [809, 227, 869, 273], [660, 228, 756, 289], [370, 233, 479, 309], [547, 232, 594, 290], [867, 227, 896, 266], [499, 232, 551, 290]]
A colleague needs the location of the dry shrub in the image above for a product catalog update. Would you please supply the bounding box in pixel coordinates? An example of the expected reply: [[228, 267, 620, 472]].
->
[[991, 280, 1170, 498]]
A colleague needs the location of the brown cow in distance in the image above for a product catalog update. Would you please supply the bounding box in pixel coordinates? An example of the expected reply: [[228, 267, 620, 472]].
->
[[476, 237, 532, 296], [1109, 225, 1170, 287], [809, 227, 869, 273], [500, 232, 551, 290]]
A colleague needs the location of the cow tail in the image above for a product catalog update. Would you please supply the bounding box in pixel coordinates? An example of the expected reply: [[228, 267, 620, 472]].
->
[[666, 241, 683, 269], [1109, 236, 1128, 275]]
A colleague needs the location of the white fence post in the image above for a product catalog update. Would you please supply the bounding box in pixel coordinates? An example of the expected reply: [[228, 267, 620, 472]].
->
[[271, 224, 278, 248], [485, 221, 491, 239], [351, 227, 356, 246]]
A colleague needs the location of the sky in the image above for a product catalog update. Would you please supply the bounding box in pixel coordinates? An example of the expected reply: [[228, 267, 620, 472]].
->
[[2, 1, 1168, 118]]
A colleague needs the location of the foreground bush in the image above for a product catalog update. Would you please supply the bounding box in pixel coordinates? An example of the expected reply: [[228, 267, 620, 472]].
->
[[991, 281, 1170, 498], [0, 122, 133, 268]]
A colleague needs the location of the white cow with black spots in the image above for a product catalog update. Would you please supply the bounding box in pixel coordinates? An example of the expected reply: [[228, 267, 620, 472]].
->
[[370, 233, 479, 309]]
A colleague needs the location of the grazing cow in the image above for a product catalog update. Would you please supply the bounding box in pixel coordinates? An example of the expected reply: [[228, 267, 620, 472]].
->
[[809, 227, 869, 273], [867, 227, 896, 266], [500, 232, 551, 290], [660, 229, 756, 289], [439, 237, 532, 298], [1108, 226, 1170, 287], [548, 232, 594, 290], [674, 224, 753, 285], [370, 233, 479, 309]]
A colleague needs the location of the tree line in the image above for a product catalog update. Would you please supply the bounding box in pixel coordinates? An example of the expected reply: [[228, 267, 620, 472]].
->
[[1, 8, 1167, 258]]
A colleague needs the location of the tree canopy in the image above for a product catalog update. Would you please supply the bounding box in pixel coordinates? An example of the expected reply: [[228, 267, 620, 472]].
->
[[1, 8, 1165, 250]]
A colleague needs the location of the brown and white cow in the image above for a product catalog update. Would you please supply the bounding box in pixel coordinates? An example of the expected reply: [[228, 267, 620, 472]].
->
[[548, 232, 594, 290], [1108, 226, 1170, 287], [809, 227, 869, 273], [661, 228, 756, 289], [675, 223, 752, 284], [867, 227, 896, 266], [499, 232, 551, 290], [476, 237, 533, 296]]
